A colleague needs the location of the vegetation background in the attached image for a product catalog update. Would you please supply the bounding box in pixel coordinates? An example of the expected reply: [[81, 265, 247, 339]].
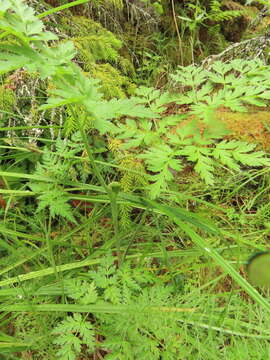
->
[[1, 0, 270, 359]]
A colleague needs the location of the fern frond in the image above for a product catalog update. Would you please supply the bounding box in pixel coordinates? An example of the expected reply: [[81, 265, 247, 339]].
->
[[74, 34, 121, 66], [52, 314, 95, 360], [209, 0, 242, 22]]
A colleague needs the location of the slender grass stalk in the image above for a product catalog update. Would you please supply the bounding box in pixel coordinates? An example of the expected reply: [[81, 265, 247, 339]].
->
[[38, 0, 91, 19], [144, 199, 270, 314], [44, 214, 58, 280], [0, 249, 201, 287], [0, 125, 61, 131], [72, 109, 120, 263], [0, 303, 197, 314]]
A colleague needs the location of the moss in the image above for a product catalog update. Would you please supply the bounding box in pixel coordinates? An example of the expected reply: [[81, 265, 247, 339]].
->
[[91, 63, 136, 99], [58, 15, 136, 95], [0, 85, 16, 125], [117, 56, 136, 77], [216, 107, 270, 150], [0, 86, 15, 112]]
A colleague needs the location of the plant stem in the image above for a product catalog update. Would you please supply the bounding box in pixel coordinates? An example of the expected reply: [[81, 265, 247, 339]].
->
[[73, 110, 120, 263], [171, 0, 183, 65], [45, 213, 58, 280]]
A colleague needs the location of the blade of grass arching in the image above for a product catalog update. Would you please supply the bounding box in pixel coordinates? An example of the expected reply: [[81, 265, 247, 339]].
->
[[38, 0, 91, 19], [165, 189, 229, 213], [0, 171, 55, 183], [2, 303, 269, 340], [0, 248, 204, 287], [0, 216, 99, 277], [0, 303, 126, 314], [120, 193, 220, 235], [0, 225, 45, 243], [0, 189, 32, 196], [147, 200, 270, 314], [0, 341, 31, 351], [0, 303, 196, 314], [177, 318, 270, 340], [0, 249, 45, 277], [195, 311, 270, 336], [0, 125, 61, 131], [0, 171, 107, 194]]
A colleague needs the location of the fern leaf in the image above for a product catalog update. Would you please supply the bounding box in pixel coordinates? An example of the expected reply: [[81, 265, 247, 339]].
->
[[139, 145, 182, 198], [213, 140, 270, 169], [34, 186, 76, 223], [212, 141, 240, 171], [52, 314, 95, 360], [180, 146, 214, 185]]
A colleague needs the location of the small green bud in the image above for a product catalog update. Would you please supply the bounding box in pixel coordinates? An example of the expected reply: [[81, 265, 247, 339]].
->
[[108, 181, 121, 194]]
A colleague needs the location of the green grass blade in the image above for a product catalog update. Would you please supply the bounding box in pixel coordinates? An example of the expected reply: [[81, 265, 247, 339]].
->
[[146, 199, 270, 314], [38, 0, 91, 19]]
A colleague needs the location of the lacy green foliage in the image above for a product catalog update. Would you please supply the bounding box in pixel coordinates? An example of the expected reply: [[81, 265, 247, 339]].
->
[[1, 0, 269, 200], [99, 288, 183, 360], [87, 255, 155, 304], [0, 1, 70, 78], [51, 256, 185, 359], [59, 16, 135, 98], [74, 34, 121, 67], [92, 63, 136, 99], [0, 85, 15, 124], [114, 59, 270, 197], [88, 256, 185, 359], [14, 312, 60, 360], [41, 64, 154, 134], [52, 313, 95, 360], [62, 15, 118, 38], [28, 136, 89, 223], [61, 16, 121, 66], [208, 0, 242, 22], [108, 139, 147, 227], [0, 0, 50, 41], [119, 158, 146, 227]]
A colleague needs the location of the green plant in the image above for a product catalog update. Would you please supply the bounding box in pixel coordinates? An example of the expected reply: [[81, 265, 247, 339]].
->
[[2, 3, 270, 360], [113, 59, 270, 197], [2, 0, 268, 199], [52, 313, 95, 360], [178, 0, 242, 61], [28, 137, 84, 223], [50, 256, 187, 359]]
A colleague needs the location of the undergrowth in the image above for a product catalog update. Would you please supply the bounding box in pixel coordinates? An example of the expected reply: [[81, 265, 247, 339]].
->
[[1, 1, 270, 360]]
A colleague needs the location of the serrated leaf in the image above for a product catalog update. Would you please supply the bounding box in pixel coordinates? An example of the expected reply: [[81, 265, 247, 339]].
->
[[194, 155, 214, 185], [212, 143, 240, 171], [233, 150, 270, 167], [106, 98, 157, 118]]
